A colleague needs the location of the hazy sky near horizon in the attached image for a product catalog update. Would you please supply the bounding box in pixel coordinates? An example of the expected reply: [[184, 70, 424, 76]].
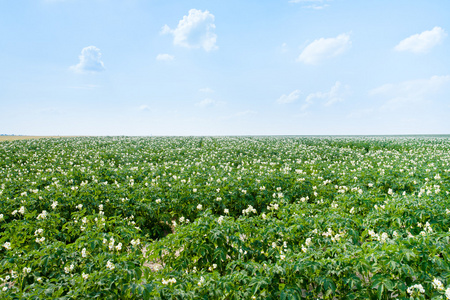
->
[[1, 0, 450, 136]]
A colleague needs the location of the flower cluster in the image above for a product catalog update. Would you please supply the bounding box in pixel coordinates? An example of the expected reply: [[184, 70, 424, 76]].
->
[[37, 210, 48, 220], [178, 216, 190, 224], [197, 276, 205, 286], [2, 242, 11, 250], [301, 237, 313, 253], [64, 264, 75, 274], [106, 260, 115, 270], [407, 284, 425, 296], [51, 201, 58, 210], [267, 203, 279, 211], [98, 204, 104, 215], [368, 230, 389, 243], [162, 278, 176, 285], [106, 237, 116, 251], [242, 205, 257, 215], [418, 221, 433, 236], [208, 264, 217, 271], [130, 238, 141, 247], [432, 278, 444, 291]]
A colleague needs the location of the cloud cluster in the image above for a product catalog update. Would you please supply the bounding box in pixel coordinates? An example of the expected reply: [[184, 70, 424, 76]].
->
[[156, 54, 175, 61], [195, 98, 224, 107], [289, 0, 331, 9], [302, 81, 348, 110], [297, 33, 351, 64], [138, 105, 151, 111], [199, 87, 214, 93], [370, 75, 450, 110], [162, 9, 218, 52], [70, 46, 105, 73], [394, 27, 447, 54], [276, 90, 301, 104]]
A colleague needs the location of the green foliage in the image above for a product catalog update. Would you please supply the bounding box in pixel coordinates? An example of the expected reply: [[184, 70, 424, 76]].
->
[[1, 136, 450, 299]]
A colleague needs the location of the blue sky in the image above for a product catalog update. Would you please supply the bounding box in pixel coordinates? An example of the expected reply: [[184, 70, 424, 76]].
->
[[1, 0, 449, 136]]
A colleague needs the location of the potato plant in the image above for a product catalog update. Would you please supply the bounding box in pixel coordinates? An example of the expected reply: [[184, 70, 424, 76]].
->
[[0, 136, 450, 299]]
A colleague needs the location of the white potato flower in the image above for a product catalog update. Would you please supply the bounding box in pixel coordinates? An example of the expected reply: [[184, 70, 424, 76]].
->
[[432, 278, 444, 291], [106, 260, 115, 270], [445, 287, 450, 299], [51, 201, 58, 210], [115, 242, 122, 251], [131, 239, 140, 246], [37, 210, 48, 220], [198, 276, 205, 286], [407, 284, 425, 295]]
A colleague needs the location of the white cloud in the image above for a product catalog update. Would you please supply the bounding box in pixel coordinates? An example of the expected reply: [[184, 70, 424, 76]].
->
[[195, 98, 224, 107], [276, 90, 301, 104], [302, 81, 348, 110], [161, 9, 218, 52], [70, 46, 105, 73], [199, 87, 214, 93], [305, 4, 329, 9], [138, 105, 151, 111], [394, 27, 447, 54], [161, 24, 171, 35], [297, 33, 351, 64], [156, 54, 174, 61], [289, 0, 331, 9], [369, 75, 450, 110]]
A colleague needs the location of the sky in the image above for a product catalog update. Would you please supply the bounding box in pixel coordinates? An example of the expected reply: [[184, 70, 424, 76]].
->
[[1, 0, 450, 136]]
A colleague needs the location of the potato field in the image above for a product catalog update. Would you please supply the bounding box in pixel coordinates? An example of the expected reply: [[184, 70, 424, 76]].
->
[[1, 136, 450, 299]]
